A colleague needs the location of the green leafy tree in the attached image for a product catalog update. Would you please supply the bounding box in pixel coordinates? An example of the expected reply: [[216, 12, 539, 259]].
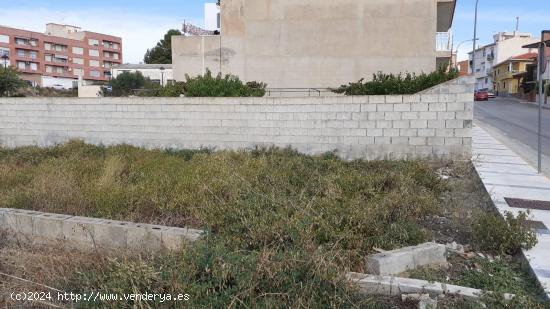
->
[[0, 67, 26, 97], [109, 71, 147, 96], [144, 29, 182, 64]]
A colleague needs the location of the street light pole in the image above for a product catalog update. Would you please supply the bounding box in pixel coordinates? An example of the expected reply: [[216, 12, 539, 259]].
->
[[472, 0, 479, 89], [537, 31, 549, 174], [159, 66, 165, 87], [454, 39, 477, 68]]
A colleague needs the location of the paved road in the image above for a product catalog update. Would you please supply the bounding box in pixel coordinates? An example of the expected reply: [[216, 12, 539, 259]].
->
[[475, 97, 550, 176]]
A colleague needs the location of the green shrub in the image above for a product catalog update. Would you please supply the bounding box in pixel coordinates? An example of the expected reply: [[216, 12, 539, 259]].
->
[[183, 70, 266, 97], [333, 67, 459, 95], [109, 71, 147, 96], [473, 211, 537, 255], [0, 66, 26, 97], [158, 81, 185, 97]]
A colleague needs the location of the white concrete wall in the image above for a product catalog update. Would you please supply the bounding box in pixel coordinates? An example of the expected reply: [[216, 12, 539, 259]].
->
[[41, 76, 77, 89], [111, 68, 174, 84], [0, 77, 473, 160]]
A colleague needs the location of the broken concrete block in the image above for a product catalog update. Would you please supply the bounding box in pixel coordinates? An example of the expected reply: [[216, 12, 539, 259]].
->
[[161, 227, 203, 250], [3, 209, 40, 236], [33, 213, 73, 244], [62, 216, 104, 247], [365, 242, 447, 275], [92, 219, 128, 249], [126, 223, 165, 252]]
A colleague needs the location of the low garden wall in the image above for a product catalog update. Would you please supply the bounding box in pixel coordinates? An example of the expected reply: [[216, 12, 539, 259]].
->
[[0, 77, 474, 160]]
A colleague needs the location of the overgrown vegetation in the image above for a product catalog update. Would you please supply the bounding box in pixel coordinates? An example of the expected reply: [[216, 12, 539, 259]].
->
[[333, 67, 459, 95], [183, 70, 266, 97], [473, 211, 538, 255], [0, 142, 543, 308], [107, 70, 266, 97], [0, 66, 26, 97], [108, 71, 148, 97], [409, 254, 547, 308]]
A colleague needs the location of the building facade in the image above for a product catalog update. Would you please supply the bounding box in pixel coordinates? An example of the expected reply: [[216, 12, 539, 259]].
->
[[0, 23, 122, 88], [493, 53, 537, 96], [204, 3, 221, 32], [468, 32, 538, 91], [172, 0, 456, 89], [111, 64, 174, 86]]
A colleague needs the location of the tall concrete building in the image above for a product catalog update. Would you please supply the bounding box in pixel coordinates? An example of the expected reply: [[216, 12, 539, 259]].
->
[[172, 0, 456, 89], [0, 23, 122, 88], [468, 31, 538, 91]]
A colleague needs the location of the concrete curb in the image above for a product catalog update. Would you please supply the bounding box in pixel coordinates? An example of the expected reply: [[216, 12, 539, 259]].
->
[[0, 208, 203, 251], [347, 272, 514, 300]]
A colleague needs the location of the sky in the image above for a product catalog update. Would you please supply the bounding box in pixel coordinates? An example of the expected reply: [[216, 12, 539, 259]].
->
[[1, 1, 549, 63], [453, 0, 550, 61]]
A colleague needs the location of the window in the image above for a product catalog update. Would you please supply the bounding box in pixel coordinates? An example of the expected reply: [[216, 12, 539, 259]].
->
[[72, 47, 84, 55], [89, 70, 101, 78], [0, 34, 9, 43], [46, 66, 53, 73], [30, 63, 37, 71], [30, 51, 37, 59], [45, 54, 52, 62], [89, 60, 100, 67], [113, 53, 119, 60], [54, 44, 67, 52], [89, 49, 99, 57], [17, 50, 25, 57], [88, 39, 99, 46], [217, 13, 221, 28], [113, 43, 119, 50], [73, 68, 83, 76], [17, 62, 26, 69], [103, 51, 110, 58], [44, 43, 52, 50], [73, 57, 84, 65]]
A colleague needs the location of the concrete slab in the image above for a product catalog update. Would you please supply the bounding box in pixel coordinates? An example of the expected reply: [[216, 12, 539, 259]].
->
[[365, 243, 447, 275], [473, 125, 550, 299]]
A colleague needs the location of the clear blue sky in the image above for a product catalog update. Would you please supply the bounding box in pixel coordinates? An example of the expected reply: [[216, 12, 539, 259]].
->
[[1, 1, 549, 63], [454, 0, 550, 60]]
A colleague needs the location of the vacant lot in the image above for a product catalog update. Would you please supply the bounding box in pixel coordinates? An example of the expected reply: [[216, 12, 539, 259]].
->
[[0, 142, 545, 308]]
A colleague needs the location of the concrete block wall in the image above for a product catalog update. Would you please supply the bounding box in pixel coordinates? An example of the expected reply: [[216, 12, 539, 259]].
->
[[0, 208, 202, 251], [0, 77, 474, 160]]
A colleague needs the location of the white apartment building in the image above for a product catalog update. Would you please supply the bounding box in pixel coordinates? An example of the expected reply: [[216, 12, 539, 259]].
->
[[469, 31, 539, 90], [204, 3, 221, 32], [111, 64, 173, 86]]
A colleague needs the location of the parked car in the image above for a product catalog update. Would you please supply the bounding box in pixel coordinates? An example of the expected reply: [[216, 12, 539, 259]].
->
[[475, 90, 489, 101], [51, 84, 65, 90], [487, 89, 496, 98]]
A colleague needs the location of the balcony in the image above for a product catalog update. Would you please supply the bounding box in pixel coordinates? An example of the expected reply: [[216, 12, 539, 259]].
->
[[436, 32, 452, 52]]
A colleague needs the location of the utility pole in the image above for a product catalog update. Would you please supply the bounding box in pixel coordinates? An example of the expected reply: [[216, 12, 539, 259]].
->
[[537, 31, 549, 174], [516, 17, 519, 32], [472, 0, 479, 89]]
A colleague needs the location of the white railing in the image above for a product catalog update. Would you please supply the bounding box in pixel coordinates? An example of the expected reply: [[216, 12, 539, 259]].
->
[[436, 32, 453, 52]]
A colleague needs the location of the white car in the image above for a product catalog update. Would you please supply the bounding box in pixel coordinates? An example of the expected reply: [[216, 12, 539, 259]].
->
[[51, 84, 65, 90]]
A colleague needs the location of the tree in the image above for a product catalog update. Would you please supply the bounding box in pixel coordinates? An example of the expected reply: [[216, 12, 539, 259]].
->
[[110, 71, 147, 96], [0, 67, 26, 97], [144, 29, 182, 64]]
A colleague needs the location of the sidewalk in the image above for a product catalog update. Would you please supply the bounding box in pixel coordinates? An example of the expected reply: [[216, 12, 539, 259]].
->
[[500, 95, 550, 110], [473, 125, 550, 299]]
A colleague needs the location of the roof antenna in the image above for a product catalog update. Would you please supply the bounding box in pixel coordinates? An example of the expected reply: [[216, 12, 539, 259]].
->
[[515, 17, 519, 32]]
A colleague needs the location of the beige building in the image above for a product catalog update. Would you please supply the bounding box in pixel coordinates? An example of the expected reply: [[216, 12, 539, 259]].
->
[[172, 0, 456, 89]]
